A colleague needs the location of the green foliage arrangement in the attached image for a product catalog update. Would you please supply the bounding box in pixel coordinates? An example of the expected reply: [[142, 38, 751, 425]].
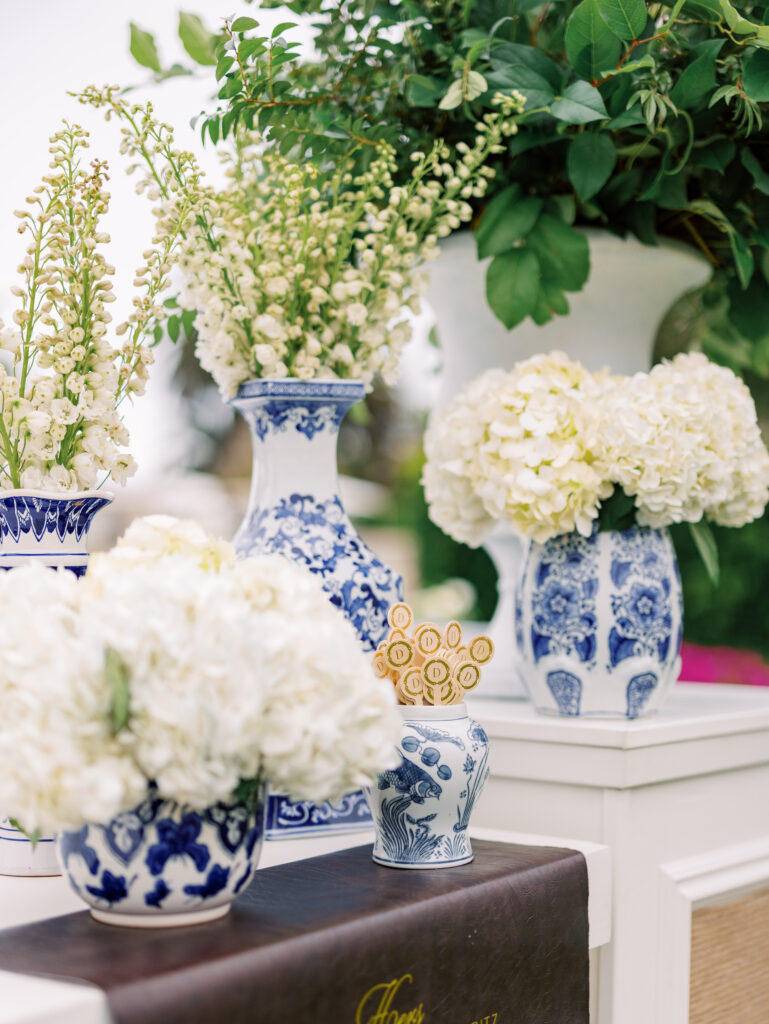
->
[[131, 2, 769, 369]]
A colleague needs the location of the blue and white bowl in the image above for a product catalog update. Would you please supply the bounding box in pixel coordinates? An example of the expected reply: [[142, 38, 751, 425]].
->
[[57, 786, 266, 927], [516, 526, 683, 719], [368, 704, 490, 869]]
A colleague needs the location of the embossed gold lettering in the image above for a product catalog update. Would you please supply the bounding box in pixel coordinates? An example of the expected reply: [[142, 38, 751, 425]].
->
[[356, 973, 426, 1024]]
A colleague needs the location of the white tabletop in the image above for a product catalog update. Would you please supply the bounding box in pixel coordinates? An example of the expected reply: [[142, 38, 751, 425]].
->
[[0, 826, 611, 1024]]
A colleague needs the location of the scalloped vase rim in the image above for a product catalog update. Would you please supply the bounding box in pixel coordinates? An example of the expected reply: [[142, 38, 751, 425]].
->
[[0, 489, 114, 502], [231, 377, 367, 403]]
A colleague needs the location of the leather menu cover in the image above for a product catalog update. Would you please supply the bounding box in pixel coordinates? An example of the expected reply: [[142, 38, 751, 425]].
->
[[0, 840, 589, 1024]]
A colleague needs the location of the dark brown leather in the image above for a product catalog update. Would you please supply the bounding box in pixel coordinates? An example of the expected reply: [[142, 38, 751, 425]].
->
[[0, 840, 589, 1024]]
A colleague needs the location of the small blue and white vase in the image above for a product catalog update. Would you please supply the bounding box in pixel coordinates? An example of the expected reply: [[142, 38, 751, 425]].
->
[[0, 489, 112, 878], [368, 705, 490, 869], [516, 526, 683, 719], [57, 785, 267, 928], [230, 379, 403, 839]]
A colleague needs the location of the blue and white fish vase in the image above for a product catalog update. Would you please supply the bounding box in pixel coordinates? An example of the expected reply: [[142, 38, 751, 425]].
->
[[230, 379, 403, 840], [57, 785, 267, 928], [368, 705, 490, 869], [0, 489, 112, 878], [516, 526, 683, 719]]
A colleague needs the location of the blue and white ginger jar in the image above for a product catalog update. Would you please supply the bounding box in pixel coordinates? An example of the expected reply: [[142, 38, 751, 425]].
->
[[516, 526, 683, 719], [229, 379, 403, 839], [0, 489, 112, 878], [58, 786, 266, 927], [368, 704, 490, 869]]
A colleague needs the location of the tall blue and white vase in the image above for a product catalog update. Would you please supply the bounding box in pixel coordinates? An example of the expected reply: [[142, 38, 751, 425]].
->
[[0, 489, 112, 877], [229, 379, 403, 838], [516, 526, 683, 719], [368, 704, 490, 868], [58, 784, 267, 927]]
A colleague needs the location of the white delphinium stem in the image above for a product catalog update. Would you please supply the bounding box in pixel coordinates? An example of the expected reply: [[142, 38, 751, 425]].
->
[[79, 85, 526, 397]]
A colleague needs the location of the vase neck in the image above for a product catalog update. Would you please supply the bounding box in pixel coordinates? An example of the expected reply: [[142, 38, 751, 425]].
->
[[231, 380, 364, 508]]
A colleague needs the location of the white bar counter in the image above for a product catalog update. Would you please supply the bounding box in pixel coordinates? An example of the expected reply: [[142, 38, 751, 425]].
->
[[469, 682, 769, 1024]]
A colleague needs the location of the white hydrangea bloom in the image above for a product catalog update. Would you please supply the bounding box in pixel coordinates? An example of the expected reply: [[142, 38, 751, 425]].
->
[[423, 353, 613, 544], [601, 352, 769, 528], [0, 520, 399, 834], [0, 565, 146, 833]]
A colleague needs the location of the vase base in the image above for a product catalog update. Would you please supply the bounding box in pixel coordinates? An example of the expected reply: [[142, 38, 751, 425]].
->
[[90, 902, 231, 929], [534, 704, 660, 721], [372, 853, 474, 870]]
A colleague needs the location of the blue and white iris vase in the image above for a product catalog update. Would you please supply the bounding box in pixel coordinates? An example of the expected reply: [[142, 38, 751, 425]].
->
[[229, 379, 403, 839], [368, 705, 490, 869], [58, 785, 267, 927], [0, 489, 112, 879], [516, 526, 683, 719]]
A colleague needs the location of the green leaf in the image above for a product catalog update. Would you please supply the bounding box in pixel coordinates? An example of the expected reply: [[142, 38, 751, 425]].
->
[[167, 316, 180, 343], [727, 273, 769, 341], [565, 0, 622, 82], [527, 214, 591, 291], [605, 105, 647, 129], [743, 49, 769, 102], [106, 648, 131, 735], [181, 309, 196, 338], [688, 520, 719, 587], [179, 13, 218, 65], [669, 41, 723, 108], [595, 0, 647, 40], [405, 74, 444, 107], [129, 23, 161, 72], [8, 818, 41, 849], [231, 16, 259, 32], [551, 81, 609, 124], [486, 247, 541, 329], [567, 133, 617, 200], [439, 79, 465, 110], [491, 42, 564, 90], [486, 65, 555, 108], [731, 231, 755, 288], [598, 487, 637, 532], [475, 186, 544, 258], [271, 21, 297, 38], [695, 138, 735, 172], [741, 149, 769, 196]]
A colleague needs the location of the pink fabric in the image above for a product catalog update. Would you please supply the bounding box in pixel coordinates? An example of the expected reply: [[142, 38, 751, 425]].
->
[[679, 642, 769, 687]]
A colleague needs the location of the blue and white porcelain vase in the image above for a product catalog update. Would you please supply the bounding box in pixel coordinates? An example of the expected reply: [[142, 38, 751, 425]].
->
[[368, 705, 490, 869], [0, 489, 112, 878], [230, 379, 403, 838], [57, 786, 267, 928], [516, 526, 683, 719]]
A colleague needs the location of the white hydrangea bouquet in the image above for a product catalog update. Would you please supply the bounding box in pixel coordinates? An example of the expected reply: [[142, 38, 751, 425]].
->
[[423, 350, 769, 573], [78, 86, 524, 397], [0, 515, 399, 839], [0, 117, 200, 492]]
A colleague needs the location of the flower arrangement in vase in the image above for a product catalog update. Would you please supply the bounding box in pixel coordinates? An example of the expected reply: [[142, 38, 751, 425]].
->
[[78, 82, 522, 646], [423, 350, 769, 717], [0, 114, 199, 873], [367, 602, 494, 869], [0, 516, 400, 925]]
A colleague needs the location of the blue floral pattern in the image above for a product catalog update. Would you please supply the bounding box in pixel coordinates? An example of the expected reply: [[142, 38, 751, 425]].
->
[[369, 711, 489, 868], [529, 533, 599, 666], [238, 494, 401, 652], [517, 526, 682, 718], [58, 786, 266, 922], [233, 379, 364, 442], [265, 790, 373, 837]]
